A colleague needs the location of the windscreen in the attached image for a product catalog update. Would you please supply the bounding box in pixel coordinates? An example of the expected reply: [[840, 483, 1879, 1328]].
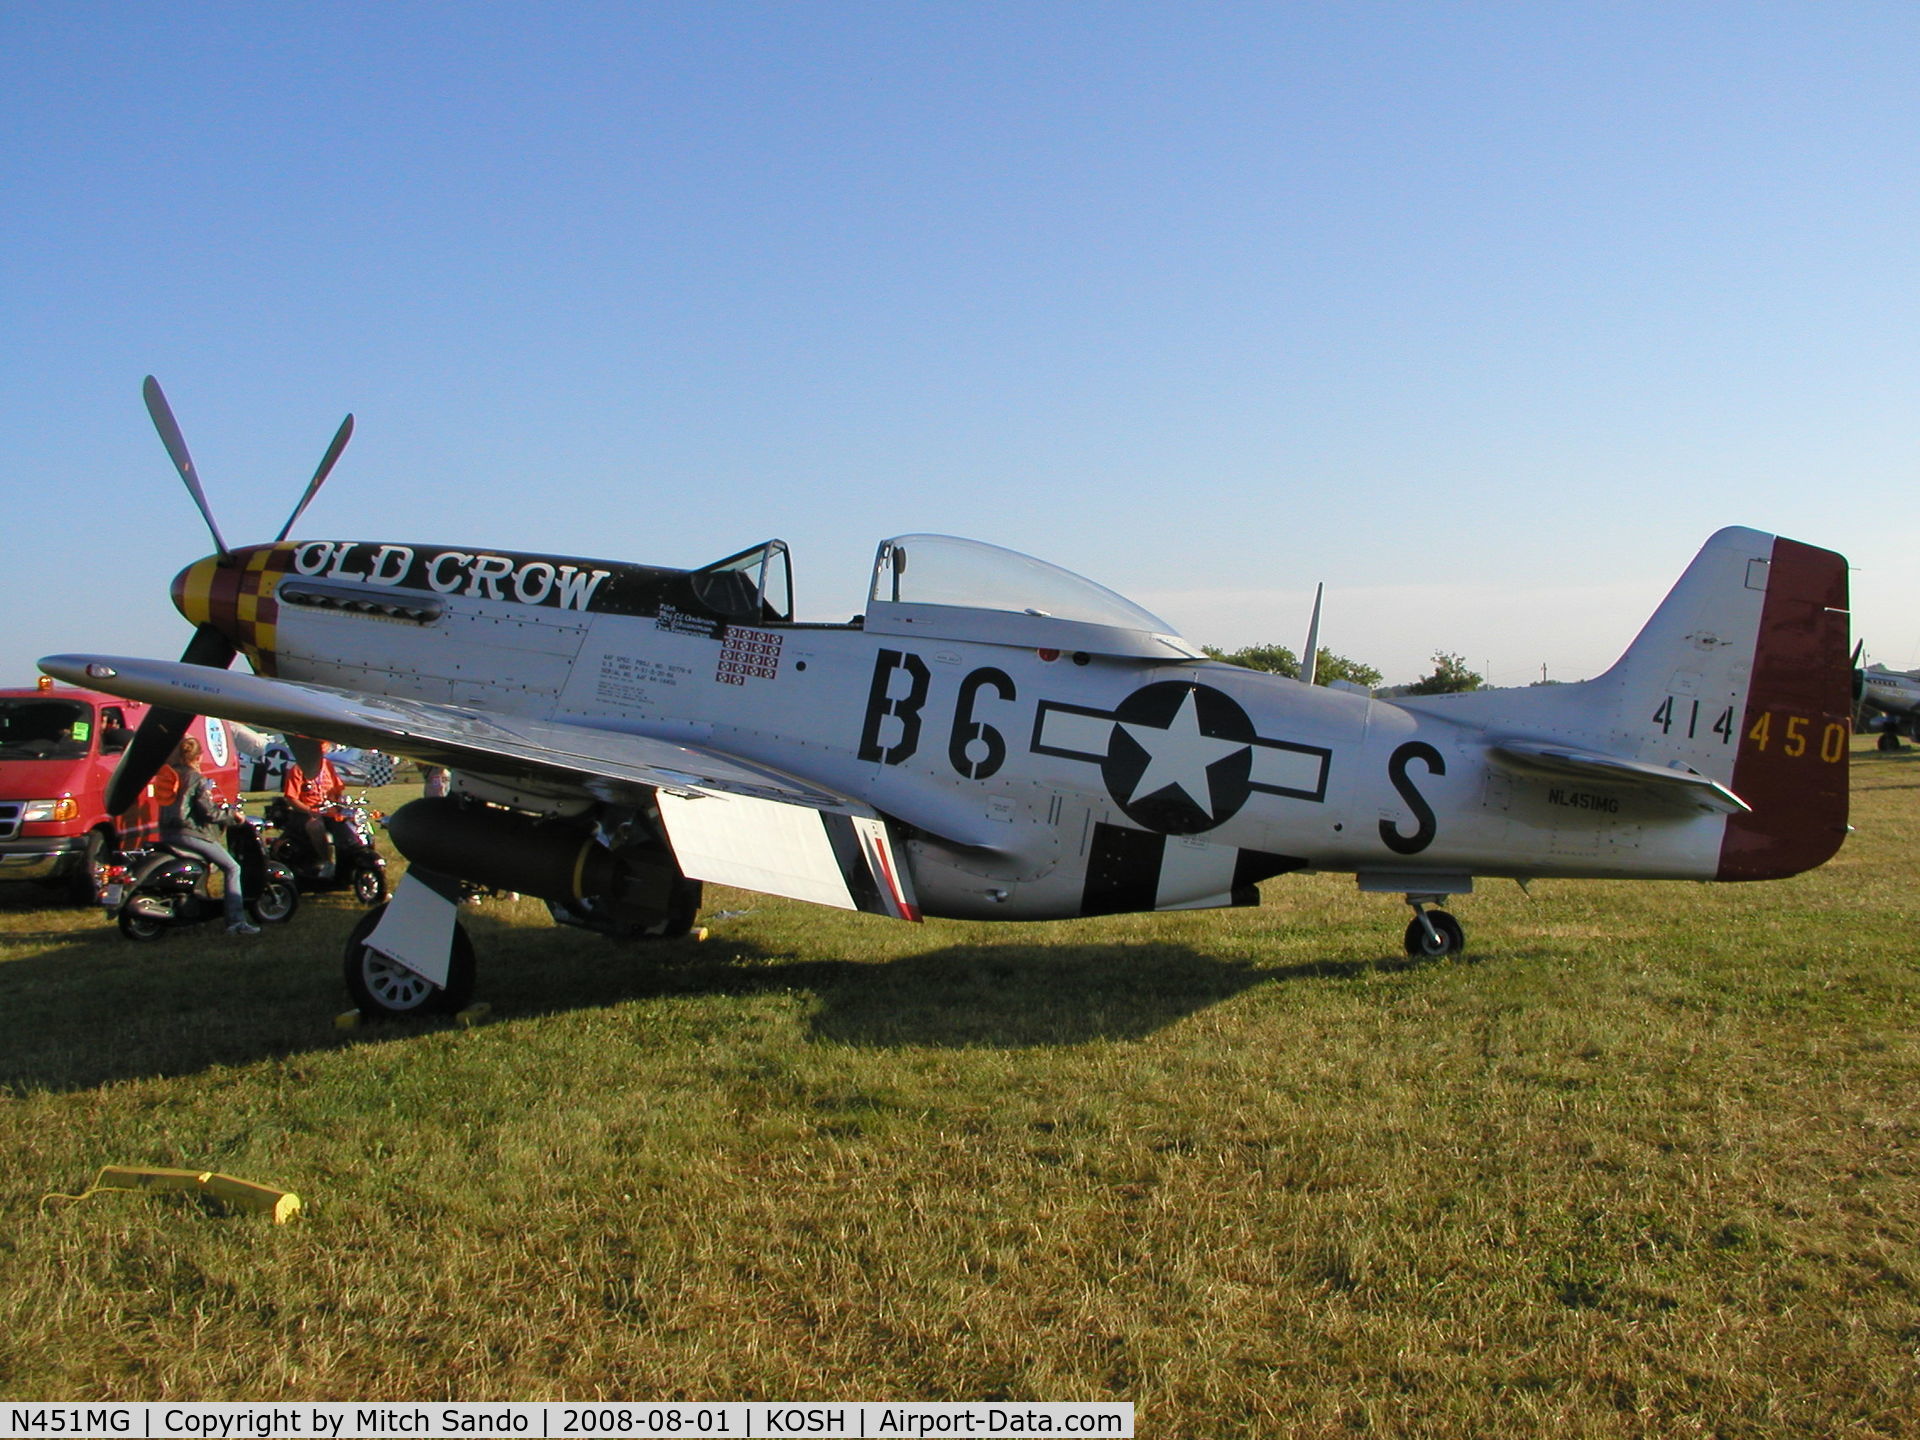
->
[[869, 534, 1180, 635], [0, 699, 93, 761]]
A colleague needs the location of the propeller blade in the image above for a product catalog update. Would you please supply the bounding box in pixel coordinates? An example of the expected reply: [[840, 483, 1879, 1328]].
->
[[106, 707, 195, 817], [143, 376, 231, 561], [103, 624, 239, 815], [273, 412, 355, 543], [178, 620, 239, 671]]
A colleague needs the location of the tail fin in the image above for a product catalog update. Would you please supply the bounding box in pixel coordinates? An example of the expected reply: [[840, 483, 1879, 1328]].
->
[[1424, 527, 1852, 879], [1597, 526, 1851, 878]]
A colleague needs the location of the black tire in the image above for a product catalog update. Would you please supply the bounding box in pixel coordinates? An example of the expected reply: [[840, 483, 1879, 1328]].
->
[[250, 876, 300, 925], [1404, 909, 1465, 959], [1878, 731, 1903, 752], [117, 900, 168, 942], [68, 827, 112, 906], [639, 877, 704, 939], [342, 903, 476, 1018], [352, 863, 389, 907]]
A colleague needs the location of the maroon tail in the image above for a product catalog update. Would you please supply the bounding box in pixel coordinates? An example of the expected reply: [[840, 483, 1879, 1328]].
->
[[1717, 536, 1851, 881]]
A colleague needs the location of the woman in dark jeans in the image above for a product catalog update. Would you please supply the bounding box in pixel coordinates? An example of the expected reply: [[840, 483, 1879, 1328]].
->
[[152, 734, 258, 935]]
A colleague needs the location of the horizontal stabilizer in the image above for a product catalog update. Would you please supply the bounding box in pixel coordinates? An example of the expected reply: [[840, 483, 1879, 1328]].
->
[[1488, 740, 1749, 815]]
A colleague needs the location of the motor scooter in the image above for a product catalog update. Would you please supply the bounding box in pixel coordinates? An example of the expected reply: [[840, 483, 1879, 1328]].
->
[[262, 795, 389, 905], [104, 809, 299, 941]]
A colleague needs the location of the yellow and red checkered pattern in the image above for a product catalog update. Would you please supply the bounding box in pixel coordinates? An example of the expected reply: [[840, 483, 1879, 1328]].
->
[[169, 544, 298, 675]]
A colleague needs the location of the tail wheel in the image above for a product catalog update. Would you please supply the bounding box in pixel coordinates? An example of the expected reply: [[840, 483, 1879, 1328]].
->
[[1404, 909, 1464, 959], [343, 903, 475, 1018], [250, 876, 300, 925]]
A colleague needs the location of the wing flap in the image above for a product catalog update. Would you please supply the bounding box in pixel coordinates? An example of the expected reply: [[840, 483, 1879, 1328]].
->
[[1488, 740, 1750, 815], [655, 793, 920, 921]]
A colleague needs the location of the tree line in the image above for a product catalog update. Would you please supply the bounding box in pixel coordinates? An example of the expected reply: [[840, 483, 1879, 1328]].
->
[[1201, 644, 1485, 695]]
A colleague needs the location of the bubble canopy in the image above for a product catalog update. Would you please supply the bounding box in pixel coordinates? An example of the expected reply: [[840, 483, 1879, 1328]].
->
[[863, 534, 1202, 660]]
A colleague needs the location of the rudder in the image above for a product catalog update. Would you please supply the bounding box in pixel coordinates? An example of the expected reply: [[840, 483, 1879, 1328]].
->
[[1598, 526, 1851, 878], [1401, 526, 1851, 881], [1716, 534, 1851, 879]]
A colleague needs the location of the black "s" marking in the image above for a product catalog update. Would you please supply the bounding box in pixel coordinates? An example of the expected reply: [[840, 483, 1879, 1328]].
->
[[1379, 741, 1444, 855]]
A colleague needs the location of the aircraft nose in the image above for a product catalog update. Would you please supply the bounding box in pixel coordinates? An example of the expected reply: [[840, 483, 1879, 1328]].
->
[[171, 554, 223, 626], [168, 544, 293, 676]]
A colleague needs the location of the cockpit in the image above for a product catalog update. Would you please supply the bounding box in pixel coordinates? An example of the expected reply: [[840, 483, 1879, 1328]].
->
[[689, 541, 793, 622], [863, 535, 1167, 627], [862, 534, 1202, 660], [687, 533, 1201, 660]]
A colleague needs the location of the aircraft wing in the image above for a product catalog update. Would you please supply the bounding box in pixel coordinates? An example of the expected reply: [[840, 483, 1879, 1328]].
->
[[1487, 739, 1749, 815], [38, 654, 919, 920]]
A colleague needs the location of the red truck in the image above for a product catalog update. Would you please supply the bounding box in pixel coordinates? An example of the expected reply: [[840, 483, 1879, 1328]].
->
[[0, 677, 239, 903]]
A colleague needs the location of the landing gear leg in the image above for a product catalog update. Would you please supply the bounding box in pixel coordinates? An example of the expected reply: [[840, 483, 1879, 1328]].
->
[[1403, 893, 1465, 959]]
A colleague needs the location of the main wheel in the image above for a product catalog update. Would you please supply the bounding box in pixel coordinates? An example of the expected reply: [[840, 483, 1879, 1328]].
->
[[1404, 909, 1465, 959], [636, 877, 704, 939], [250, 876, 300, 925], [351, 863, 389, 907], [343, 903, 476, 1018]]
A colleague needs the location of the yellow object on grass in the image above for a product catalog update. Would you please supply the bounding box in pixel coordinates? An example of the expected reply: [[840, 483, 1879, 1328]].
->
[[44, 1165, 302, 1223]]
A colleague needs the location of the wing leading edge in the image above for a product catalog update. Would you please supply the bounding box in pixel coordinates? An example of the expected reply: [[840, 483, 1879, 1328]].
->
[[38, 653, 920, 922]]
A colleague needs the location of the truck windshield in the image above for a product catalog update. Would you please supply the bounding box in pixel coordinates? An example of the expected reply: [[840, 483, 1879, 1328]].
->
[[0, 699, 94, 761]]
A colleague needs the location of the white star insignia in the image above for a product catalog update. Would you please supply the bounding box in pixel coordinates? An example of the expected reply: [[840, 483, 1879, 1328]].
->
[[1118, 689, 1248, 818]]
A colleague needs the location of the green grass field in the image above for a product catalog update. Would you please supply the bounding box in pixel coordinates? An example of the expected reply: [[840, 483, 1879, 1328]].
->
[[3, 749, 1917, 1436]]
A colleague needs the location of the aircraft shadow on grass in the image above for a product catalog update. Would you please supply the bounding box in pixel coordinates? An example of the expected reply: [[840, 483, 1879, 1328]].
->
[[0, 902, 1452, 1094]]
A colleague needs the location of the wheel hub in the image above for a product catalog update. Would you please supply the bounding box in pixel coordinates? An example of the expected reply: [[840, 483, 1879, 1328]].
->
[[363, 954, 432, 1010]]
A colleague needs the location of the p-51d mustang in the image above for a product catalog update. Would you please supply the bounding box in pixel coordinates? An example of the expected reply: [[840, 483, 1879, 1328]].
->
[[1856, 662, 1920, 750], [42, 380, 1853, 1018]]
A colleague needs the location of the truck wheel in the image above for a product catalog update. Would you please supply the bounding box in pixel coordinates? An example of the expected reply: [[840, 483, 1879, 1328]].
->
[[68, 828, 112, 905]]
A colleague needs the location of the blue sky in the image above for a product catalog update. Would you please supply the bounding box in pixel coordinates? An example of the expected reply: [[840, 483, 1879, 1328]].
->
[[6, 2, 1917, 688]]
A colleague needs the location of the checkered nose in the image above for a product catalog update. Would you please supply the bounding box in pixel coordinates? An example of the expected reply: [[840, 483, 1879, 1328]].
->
[[171, 555, 220, 627], [168, 545, 292, 675]]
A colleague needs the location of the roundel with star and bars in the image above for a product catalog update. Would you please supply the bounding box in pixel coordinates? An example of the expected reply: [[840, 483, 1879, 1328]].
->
[[1034, 680, 1335, 836]]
